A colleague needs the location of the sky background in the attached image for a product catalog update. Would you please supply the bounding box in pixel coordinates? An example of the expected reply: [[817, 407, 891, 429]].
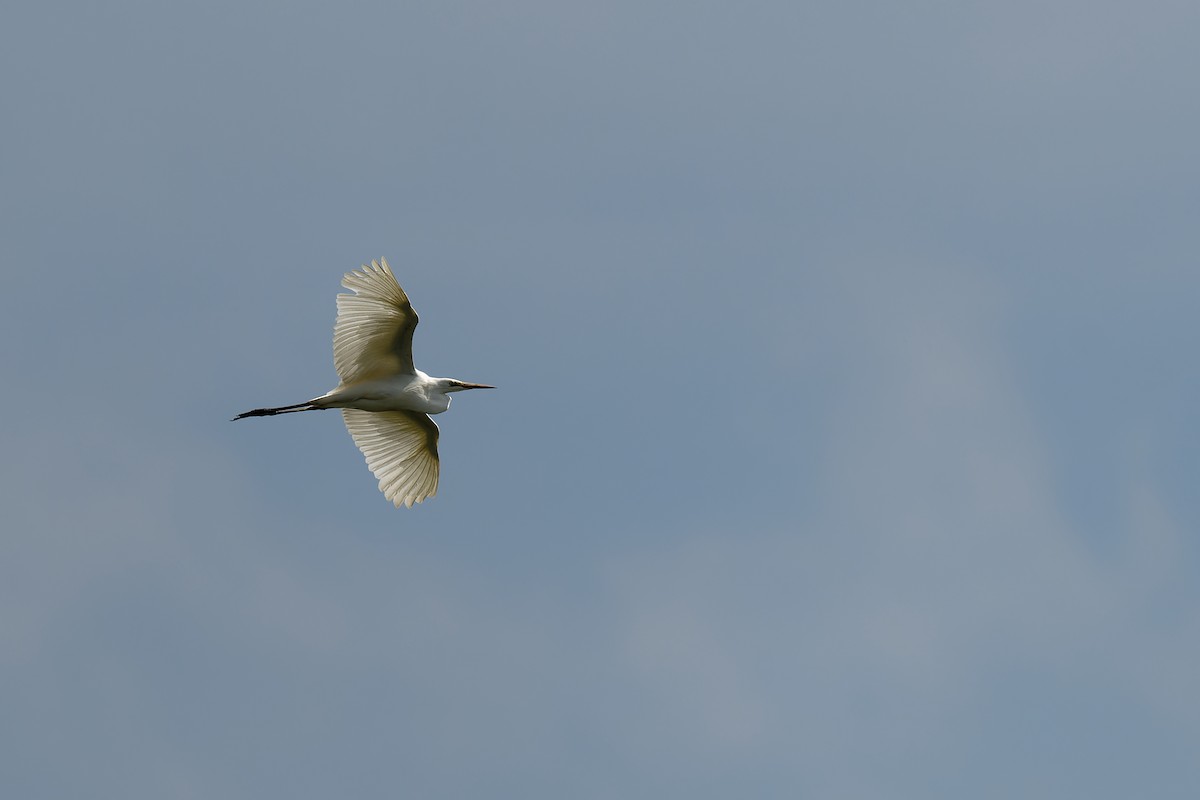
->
[[3, 1, 1199, 797]]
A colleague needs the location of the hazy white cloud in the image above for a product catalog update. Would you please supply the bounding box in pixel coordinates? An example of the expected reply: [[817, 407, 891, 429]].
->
[[603, 258, 1200, 794]]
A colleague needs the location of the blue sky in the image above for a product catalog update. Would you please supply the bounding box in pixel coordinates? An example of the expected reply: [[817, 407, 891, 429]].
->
[[3, 1, 1198, 797]]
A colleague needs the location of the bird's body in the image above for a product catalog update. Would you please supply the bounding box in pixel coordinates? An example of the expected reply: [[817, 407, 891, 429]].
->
[[313, 372, 456, 415], [234, 259, 492, 508]]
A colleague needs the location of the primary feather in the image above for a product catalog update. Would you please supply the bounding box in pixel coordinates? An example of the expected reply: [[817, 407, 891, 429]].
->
[[342, 408, 440, 508], [334, 258, 418, 383]]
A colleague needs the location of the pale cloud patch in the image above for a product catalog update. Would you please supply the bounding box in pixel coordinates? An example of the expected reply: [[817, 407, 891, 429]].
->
[[603, 258, 1200, 791]]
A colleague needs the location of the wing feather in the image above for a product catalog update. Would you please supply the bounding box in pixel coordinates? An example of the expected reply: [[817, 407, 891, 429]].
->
[[342, 409, 440, 508], [334, 258, 418, 383]]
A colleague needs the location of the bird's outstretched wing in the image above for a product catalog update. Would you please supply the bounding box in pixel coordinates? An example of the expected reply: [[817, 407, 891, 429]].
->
[[342, 408, 440, 508], [334, 258, 418, 383]]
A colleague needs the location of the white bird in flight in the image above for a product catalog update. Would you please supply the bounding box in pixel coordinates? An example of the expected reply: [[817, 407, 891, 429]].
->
[[234, 258, 493, 508]]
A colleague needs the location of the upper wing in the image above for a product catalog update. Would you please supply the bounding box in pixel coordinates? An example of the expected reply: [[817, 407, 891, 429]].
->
[[334, 258, 418, 383], [342, 408, 440, 508]]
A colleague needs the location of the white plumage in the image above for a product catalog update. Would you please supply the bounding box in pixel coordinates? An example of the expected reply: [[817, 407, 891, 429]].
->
[[235, 258, 492, 508]]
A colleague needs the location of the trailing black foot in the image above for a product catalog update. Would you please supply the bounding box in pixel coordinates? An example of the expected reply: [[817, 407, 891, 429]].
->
[[231, 402, 314, 421]]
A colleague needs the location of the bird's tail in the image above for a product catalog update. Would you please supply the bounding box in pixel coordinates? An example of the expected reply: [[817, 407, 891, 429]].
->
[[232, 401, 316, 421]]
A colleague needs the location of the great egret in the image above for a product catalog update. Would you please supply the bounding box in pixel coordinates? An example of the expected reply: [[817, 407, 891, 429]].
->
[[234, 258, 493, 508]]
